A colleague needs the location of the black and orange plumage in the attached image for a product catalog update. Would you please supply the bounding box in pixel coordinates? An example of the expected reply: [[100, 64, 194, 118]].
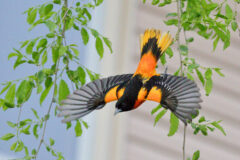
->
[[58, 29, 202, 124]]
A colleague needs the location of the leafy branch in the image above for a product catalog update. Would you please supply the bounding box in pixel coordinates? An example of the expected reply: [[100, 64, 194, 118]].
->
[[0, 0, 112, 159], [143, 0, 235, 159]]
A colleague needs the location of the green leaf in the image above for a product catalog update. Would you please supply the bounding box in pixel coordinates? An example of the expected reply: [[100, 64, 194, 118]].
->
[[31, 108, 39, 119], [53, 0, 61, 4], [205, 68, 212, 80], [96, 0, 104, 6], [44, 4, 53, 15], [77, 67, 86, 85], [195, 69, 205, 86], [7, 121, 16, 128], [205, 68, 213, 96], [152, 0, 160, 5], [192, 150, 200, 160], [164, 19, 178, 26], [214, 68, 224, 77], [213, 37, 219, 51], [41, 50, 48, 65], [151, 105, 162, 115], [16, 80, 33, 104], [166, 12, 177, 18], [142, 0, 147, 3], [160, 53, 166, 65], [0, 133, 15, 141], [168, 113, 179, 136], [59, 46, 67, 57], [71, 47, 80, 56], [46, 33, 55, 38], [11, 142, 17, 151], [26, 41, 34, 54], [90, 28, 99, 37], [225, 4, 233, 19], [15, 141, 24, 152], [186, 37, 194, 43], [205, 79, 213, 96], [82, 121, 89, 129], [27, 8, 37, 24], [0, 82, 12, 95], [231, 21, 238, 31], [33, 124, 38, 139], [198, 116, 206, 123], [96, 37, 104, 58], [32, 149, 37, 155], [211, 121, 226, 136], [66, 122, 72, 130], [58, 79, 70, 103], [20, 40, 29, 48], [86, 69, 99, 81], [81, 28, 89, 45], [75, 120, 82, 137], [49, 138, 55, 146], [179, 45, 188, 56], [103, 37, 113, 53], [8, 53, 19, 60], [40, 82, 53, 105], [154, 109, 167, 126], [36, 38, 47, 50], [5, 84, 16, 106], [21, 125, 31, 135], [186, 73, 194, 81], [165, 47, 173, 58], [44, 20, 57, 32], [52, 46, 59, 64]]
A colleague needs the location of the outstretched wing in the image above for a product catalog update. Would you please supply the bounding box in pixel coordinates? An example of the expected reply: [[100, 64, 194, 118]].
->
[[58, 74, 133, 122], [145, 74, 202, 124]]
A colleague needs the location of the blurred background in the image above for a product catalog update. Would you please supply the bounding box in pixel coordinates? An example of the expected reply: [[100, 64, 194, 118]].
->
[[0, 0, 240, 160]]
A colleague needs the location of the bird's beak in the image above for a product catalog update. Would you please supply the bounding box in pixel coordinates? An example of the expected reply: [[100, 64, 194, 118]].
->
[[114, 108, 121, 115]]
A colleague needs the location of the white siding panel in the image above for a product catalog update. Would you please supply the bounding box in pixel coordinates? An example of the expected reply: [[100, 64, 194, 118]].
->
[[124, 1, 240, 160]]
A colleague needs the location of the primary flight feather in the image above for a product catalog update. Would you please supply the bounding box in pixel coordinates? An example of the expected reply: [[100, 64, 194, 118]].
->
[[58, 29, 202, 124]]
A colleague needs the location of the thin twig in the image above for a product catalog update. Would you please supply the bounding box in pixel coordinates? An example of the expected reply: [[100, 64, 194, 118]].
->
[[176, 0, 183, 75], [34, 60, 60, 159], [16, 105, 23, 141], [34, 0, 68, 158], [176, 1, 187, 160], [183, 124, 187, 160]]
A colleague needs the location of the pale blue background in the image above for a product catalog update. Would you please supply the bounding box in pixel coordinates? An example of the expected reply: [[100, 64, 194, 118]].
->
[[0, 0, 102, 159]]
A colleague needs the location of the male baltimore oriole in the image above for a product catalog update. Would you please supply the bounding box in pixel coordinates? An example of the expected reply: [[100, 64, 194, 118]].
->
[[58, 29, 201, 124]]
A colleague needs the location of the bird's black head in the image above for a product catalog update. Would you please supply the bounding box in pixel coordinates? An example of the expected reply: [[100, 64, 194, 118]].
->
[[115, 99, 133, 115]]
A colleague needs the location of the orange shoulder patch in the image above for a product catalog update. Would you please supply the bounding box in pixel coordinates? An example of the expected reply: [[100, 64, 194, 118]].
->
[[146, 86, 162, 103]]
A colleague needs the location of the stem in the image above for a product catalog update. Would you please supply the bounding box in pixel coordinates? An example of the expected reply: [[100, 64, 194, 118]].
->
[[16, 105, 23, 141], [176, 1, 187, 159], [183, 124, 187, 160], [34, 0, 68, 158], [176, 0, 183, 75]]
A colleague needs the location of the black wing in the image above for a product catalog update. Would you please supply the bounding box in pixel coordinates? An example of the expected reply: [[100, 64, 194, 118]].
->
[[58, 74, 133, 122], [145, 74, 202, 124]]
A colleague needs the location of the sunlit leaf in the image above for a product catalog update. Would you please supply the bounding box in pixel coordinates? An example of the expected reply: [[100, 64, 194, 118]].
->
[[192, 150, 200, 160], [77, 67, 86, 85], [75, 120, 82, 137], [211, 121, 226, 136], [58, 79, 70, 103], [168, 113, 179, 136], [96, 37, 104, 58], [103, 37, 113, 53], [0, 133, 15, 141], [154, 108, 167, 126]]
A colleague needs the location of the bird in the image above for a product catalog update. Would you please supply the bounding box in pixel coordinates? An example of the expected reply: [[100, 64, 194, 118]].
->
[[58, 29, 202, 124]]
